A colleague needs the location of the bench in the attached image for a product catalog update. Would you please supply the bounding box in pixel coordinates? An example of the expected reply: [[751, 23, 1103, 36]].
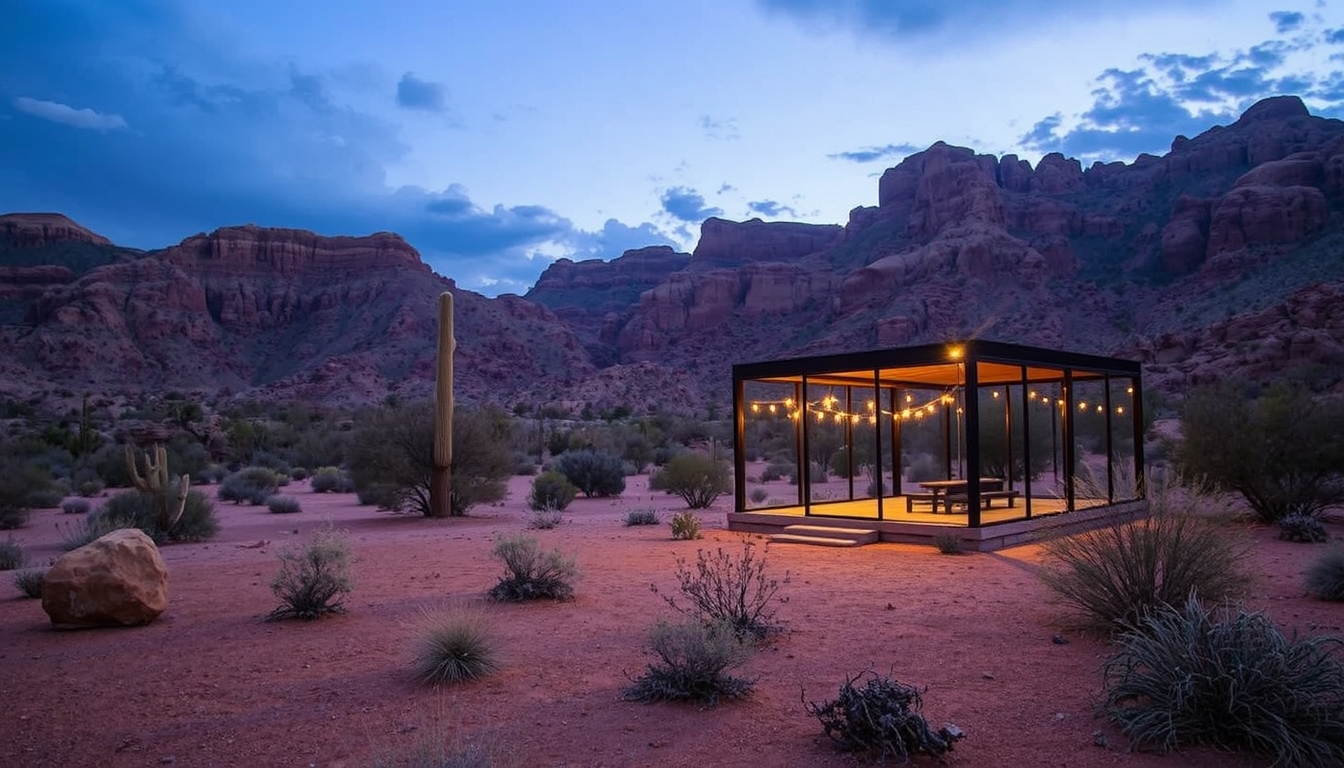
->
[[905, 492, 941, 513], [941, 490, 1021, 512]]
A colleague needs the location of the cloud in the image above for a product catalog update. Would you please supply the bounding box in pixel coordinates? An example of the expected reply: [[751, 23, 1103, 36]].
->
[[396, 72, 448, 111], [565, 218, 678, 261], [698, 115, 740, 140], [747, 199, 798, 218], [660, 187, 722, 222], [1270, 10, 1305, 33], [12, 97, 128, 130], [828, 142, 920, 163], [1020, 15, 1344, 160]]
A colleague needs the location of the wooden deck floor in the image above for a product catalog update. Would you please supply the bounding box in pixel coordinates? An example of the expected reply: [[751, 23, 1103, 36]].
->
[[742, 494, 1087, 525]]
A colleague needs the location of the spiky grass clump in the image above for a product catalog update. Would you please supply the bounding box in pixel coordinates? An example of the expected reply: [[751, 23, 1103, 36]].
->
[[265, 495, 303, 514], [1103, 595, 1344, 767], [1305, 547, 1344, 601], [624, 509, 659, 527], [656, 540, 789, 642], [622, 620, 753, 705], [669, 511, 701, 540], [411, 607, 499, 686], [13, 568, 45, 599], [487, 535, 577, 602], [266, 525, 354, 621], [0, 538, 26, 570], [527, 508, 564, 530], [1039, 506, 1249, 631], [805, 670, 963, 762]]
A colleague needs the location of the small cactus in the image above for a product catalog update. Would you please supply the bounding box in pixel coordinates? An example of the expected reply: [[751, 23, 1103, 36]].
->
[[125, 444, 191, 532]]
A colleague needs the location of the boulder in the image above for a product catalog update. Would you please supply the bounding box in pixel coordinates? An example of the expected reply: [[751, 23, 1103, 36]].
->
[[41, 529, 169, 628]]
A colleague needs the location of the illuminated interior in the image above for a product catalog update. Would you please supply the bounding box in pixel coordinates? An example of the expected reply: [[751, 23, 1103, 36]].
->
[[732, 340, 1144, 528]]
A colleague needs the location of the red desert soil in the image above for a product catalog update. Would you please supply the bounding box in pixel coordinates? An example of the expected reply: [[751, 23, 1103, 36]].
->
[[2, 475, 1340, 768]]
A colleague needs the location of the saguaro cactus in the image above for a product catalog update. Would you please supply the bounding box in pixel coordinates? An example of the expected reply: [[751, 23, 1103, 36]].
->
[[125, 444, 191, 533], [429, 292, 455, 517]]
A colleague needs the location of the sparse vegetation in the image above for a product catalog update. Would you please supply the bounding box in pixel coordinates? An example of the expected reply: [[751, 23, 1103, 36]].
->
[[13, 568, 46, 599], [933, 533, 963, 555], [61, 498, 90, 515], [805, 670, 964, 762], [549, 449, 626, 498], [85, 488, 220, 544], [411, 607, 499, 686], [0, 538, 25, 570], [1279, 512, 1328, 543], [266, 495, 302, 514], [656, 540, 788, 642], [527, 508, 564, 530], [309, 466, 350, 493], [1039, 484, 1249, 630], [487, 535, 577, 602], [649, 452, 731, 509], [622, 620, 753, 705], [1305, 547, 1344, 601], [219, 466, 282, 505], [669, 511, 701, 540], [624, 509, 659, 527], [527, 471, 577, 512], [1102, 595, 1344, 766], [266, 524, 355, 621]]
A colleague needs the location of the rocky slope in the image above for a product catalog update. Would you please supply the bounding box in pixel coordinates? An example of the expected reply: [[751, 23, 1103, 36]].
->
[[3, 96, 1343, 414]]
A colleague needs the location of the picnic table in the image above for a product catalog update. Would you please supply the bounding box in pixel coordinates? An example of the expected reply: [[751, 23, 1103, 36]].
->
[[906, 478, 1018, 514]]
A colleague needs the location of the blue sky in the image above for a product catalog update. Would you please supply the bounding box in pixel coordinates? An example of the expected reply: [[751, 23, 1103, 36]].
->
[[2, 1, 1342, 295]]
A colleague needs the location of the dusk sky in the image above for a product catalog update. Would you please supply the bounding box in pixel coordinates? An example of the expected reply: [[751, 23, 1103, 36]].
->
[[3, 1, 1343, 295]]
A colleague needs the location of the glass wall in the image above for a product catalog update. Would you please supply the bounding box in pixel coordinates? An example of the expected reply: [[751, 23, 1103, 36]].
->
[[740, 381, 798, 510]]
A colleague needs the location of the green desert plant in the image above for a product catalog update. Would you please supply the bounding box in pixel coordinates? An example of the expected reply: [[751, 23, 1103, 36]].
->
[[266, 525, 355, 621], [411, 606, 499, 686], [487, 534, 577, 602], [1038, 485, 1249, 630], [12, 568, 46, 599], [549, 449, 626, 498], [265, 495, 303, 514], [0, 538, 25, 570], [91, 489, 220, 544], [218, 466, 281, 505], [933, 533, 964, 555], [309, 466, 348, 493], [0, 458, 48, 529], [25, 488, 64, 509], [622, 619, 753, 705], [656, 540, 789, 642], [748, 487, 769, 504], [1102, 595, 1344, 766], [289, 466, 309, 481], [649, 452, 731, 509], [61, 498, 90, 515], [805, 670, 964, 762], [527, 471, 577, 512], [124, 444, 192, 533], [760, 461, 793, 482], [1279, 513, 1329, 543], [1305, 547, 1344, 601], [527, 508, 564, 530], [624, 509, 659, 527], [669, 511, 702, 540], [348, 403, 512, 516]]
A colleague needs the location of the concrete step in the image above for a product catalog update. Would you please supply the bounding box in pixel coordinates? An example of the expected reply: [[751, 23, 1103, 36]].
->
[[770, 525, 879, 547]]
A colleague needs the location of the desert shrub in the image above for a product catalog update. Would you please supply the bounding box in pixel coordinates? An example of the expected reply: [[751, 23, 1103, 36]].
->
[[760, 461, 793, 482], [669, 511, 702, 540], [549, 449, 626, 498], [656, 540, 789, 641], [1279, 513, 1328, 543], [25, 487, 65, 509], [527, 508, 564, 530], [0, 538, 25, 570], [13, 568, 45, 599], [218, 466, 281, 505], [512, 452, 537, 476], [266, 524, 354, 621], [266, 495, 302, 514], [77, 478, 104, 497], [62, 498, 90, 515], [1173, 381, 1344, 522], [1102, 595, 1344, 766], [0, 505, 30, 530], [309, 466, 347, 493], [622, 620, 753, 705], [1039, 486, 1249, 631], [805, 670, 964, 762], [487, 535, 577, 602], [90, 489, 220, 544], [625, 509, 659, 526], [933, 533, 963, 555], [650, 452, 731, 509], [411, 607, 499, 686], [193, 464, 229, 485], [356, 483, 400, 508], [364, 724, 507, 768], [748, 488, 769, 504], [348, 403, 512, 516], [289, 466, 309, 481], [1305, 547, 1344, 601], [527, 471, 577, 512]]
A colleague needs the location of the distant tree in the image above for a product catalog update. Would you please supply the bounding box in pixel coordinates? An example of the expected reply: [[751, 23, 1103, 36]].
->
[[550, 449, 626, 498], [348, 402, 512, 516], [650, 452, 731, 509], [1173, 381, 1344, 522]]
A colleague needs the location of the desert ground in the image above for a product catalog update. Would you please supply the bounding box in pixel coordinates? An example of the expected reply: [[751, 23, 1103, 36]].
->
[[1, 474, 1339, 768]]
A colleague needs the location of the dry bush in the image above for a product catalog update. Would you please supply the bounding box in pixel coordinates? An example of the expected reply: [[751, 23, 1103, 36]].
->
[[622, 620, 753, 705]]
